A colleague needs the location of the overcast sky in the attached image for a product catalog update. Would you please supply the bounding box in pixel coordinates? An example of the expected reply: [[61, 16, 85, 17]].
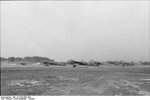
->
[[1, 1, 150, 61]]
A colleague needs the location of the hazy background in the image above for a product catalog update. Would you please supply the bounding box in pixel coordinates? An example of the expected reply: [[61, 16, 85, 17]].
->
[[1, 1, 150, 61]]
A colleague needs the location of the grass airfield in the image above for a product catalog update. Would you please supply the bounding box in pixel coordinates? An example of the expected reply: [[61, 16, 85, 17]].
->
[[1, 65, 150, 96]]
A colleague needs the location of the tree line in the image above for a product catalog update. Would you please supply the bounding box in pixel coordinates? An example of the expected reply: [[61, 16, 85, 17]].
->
[[0, 56, 150, 66], [0, 56, 54, 64]]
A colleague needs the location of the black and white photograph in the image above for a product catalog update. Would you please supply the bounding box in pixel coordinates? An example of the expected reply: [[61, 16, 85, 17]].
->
[[0, 0, 150, 97]]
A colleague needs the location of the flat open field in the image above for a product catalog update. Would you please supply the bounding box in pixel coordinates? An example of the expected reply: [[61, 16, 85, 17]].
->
[[1, 65, 150, 96]]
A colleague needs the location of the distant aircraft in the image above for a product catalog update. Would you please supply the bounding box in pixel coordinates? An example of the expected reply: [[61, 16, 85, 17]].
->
[[73, 64, 78, 67]]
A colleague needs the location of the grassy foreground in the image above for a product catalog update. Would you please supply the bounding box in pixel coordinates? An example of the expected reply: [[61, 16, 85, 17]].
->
[[1, 65, 150, 95]]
